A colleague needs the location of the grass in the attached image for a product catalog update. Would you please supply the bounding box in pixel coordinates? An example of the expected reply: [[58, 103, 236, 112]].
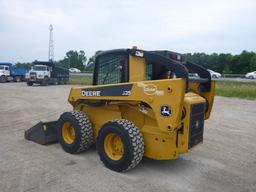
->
[[69, 74, 92, 85], [69, 74, 256, 100], [216, 80, 256, 100]]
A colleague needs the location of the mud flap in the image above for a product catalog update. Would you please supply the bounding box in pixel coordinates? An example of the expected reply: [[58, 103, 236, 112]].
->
[[24, 121, 59, 145]]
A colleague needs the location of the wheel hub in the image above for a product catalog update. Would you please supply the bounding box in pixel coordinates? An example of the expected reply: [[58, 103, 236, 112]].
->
[[104, 133, 124, 161], [62, 122, 76, 144]]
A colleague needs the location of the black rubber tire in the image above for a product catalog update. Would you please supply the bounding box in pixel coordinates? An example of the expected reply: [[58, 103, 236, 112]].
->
[[54, 79, 58, 85], [97, 119, 144, 172], [21, 76, 26, 82], [27, 81, 33, 86], [57, 110, 94, 154], [41, 77, 49, 86], [0, 76, 6, 83], [58, 78, 64, 85], [64, 78, 69, 84], [212, 75, 217, 78], [249, 76, 254, 79], [14, 76, 21, 82]]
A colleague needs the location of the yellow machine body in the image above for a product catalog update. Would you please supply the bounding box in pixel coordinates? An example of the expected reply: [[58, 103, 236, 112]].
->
[[67, 52, 215, 160]]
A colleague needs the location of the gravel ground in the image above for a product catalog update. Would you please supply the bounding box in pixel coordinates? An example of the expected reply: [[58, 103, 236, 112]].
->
[[0, 83, 255, 192]]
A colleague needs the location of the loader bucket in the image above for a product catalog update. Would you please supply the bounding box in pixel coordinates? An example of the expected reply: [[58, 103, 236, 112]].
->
[[24, 121, 59, 145]]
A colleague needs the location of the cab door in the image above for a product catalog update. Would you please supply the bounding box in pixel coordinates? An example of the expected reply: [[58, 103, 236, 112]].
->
[[4, 66, 10, 76]]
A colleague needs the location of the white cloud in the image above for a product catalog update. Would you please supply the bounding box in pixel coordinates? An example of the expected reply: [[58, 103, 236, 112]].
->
[[0, 0, 255, 62]]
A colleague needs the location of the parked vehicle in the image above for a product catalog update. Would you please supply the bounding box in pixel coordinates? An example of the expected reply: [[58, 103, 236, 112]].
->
[[26, 61, 69, 86], [0, 62, 29, 83], [69, 68, 81, 73], [207, 69, 221, 78], [189, 73, 199, 77], [245, 71, 256, 79]]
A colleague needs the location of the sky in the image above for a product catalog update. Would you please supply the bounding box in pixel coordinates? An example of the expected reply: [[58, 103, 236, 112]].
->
[[0, 0, 256, 63]]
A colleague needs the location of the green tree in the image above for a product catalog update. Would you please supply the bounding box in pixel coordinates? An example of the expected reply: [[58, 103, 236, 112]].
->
[[187, 51, 256, 74], [249, 55, 256, 71], [236, 51, 253, 73], [52, 49, 256, 74], [57, 50, 87, 71], [85, 50, 102, 72], [15, 62, 32, 68]]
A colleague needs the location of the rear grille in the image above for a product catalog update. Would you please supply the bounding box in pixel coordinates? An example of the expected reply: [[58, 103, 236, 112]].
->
[[189, 103, 205, 149]]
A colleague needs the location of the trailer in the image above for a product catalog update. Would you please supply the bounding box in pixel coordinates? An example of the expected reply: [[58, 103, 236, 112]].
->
[[26, 61, 69, 86], [0, 62, 29, 82]]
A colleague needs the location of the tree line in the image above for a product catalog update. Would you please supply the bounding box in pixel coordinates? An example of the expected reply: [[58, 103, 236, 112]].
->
[[15, 50, 256, 74], [186, 50, 256, 74]]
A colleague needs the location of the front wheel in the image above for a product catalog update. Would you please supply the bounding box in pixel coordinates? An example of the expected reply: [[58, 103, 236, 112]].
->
[[27, 81, 33, 86], [57, 110, 94, 154], [249, 76, 254, 79], [0, 75, 6, 83], [97, 119, 144, 172]]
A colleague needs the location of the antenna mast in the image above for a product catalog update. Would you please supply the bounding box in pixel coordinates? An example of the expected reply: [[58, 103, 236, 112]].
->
[[48, 24, 54, 61]]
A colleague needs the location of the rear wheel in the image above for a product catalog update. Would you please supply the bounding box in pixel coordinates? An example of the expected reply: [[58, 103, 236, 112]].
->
[[64, 78, 69, 84], [97, 119, 144, 172], [58, 78, 64, 85], [58, 110, 94, 154], [14, 76, 21, 82], [21, 76, 26, 82]]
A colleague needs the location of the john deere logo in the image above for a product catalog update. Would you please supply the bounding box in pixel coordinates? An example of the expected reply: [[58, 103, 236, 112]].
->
[[144, 84, 157, 95], [160, 105, 171, 117]]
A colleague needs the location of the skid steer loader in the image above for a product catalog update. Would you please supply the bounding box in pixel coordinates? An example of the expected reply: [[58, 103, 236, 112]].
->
[[25, 47, 215, 172]]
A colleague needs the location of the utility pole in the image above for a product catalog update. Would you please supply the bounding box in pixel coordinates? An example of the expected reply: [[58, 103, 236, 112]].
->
[[48, 24, 54, 61]]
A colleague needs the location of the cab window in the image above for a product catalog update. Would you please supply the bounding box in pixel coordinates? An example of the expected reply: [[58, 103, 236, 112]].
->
[[96, 53, 128, 85], [146, 63, 174, 80], [146, 63, 153, 80]]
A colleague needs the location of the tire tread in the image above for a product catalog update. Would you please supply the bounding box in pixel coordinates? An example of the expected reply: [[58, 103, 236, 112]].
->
[[111, 119, 144, 171], [59, 110, 93, 154]]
